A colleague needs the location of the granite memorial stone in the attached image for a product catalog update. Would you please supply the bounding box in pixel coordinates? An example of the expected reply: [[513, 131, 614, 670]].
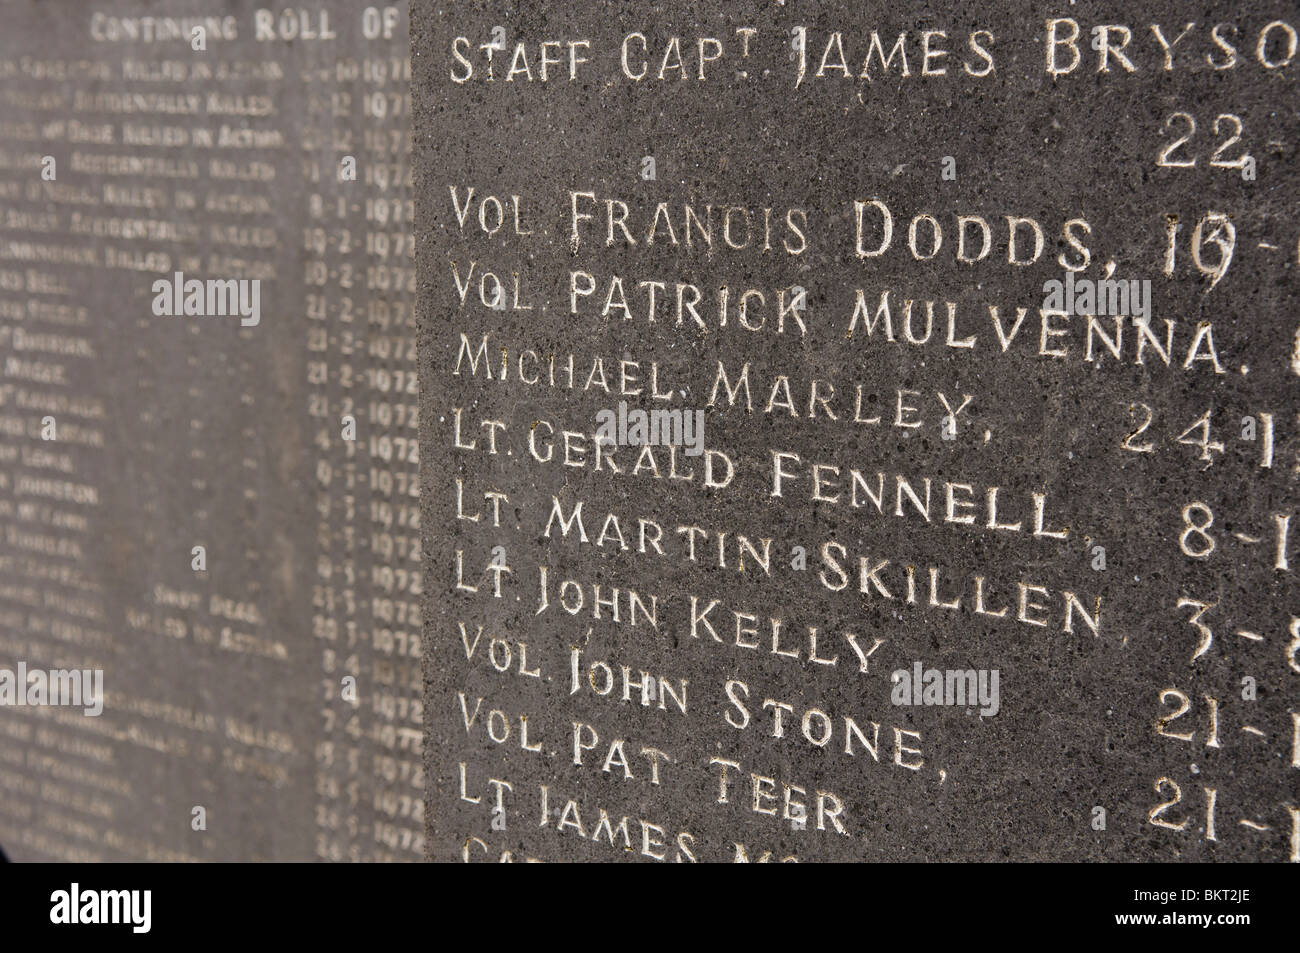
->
[[417, 0, 1299, 861]]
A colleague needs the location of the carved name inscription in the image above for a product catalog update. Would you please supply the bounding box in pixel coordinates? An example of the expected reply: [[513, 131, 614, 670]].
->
[[419, 2, 1299, 861]]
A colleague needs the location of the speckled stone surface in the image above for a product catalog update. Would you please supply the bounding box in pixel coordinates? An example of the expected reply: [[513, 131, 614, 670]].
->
[[418, 1, 1299, 861]]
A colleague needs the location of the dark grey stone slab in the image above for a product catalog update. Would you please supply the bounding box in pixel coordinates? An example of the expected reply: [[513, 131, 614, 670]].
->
[[417, 0, 1299, 861], [0, 0, 419, 861]]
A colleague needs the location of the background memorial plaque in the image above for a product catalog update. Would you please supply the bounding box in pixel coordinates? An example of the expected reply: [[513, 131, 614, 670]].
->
[[418, 1, 1299, 861], [0, 0, 420, 861]]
